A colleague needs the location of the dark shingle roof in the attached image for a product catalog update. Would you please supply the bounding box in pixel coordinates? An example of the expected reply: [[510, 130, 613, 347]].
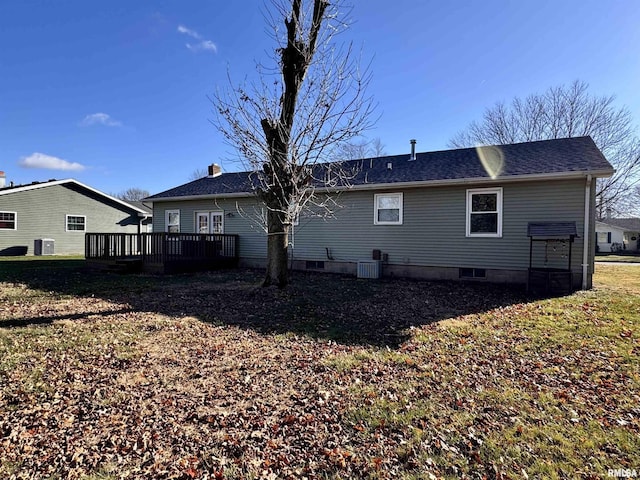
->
[[528, 222, 578, 238], [126, 200, 153, 214], [146, 172, 257, 200], [599, 218, 640, 232], [147, 136, 614, 201]]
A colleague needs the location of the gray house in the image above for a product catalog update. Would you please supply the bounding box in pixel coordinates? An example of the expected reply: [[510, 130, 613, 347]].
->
[[0, 177, 152, 256], [145, 137, 614, 290]]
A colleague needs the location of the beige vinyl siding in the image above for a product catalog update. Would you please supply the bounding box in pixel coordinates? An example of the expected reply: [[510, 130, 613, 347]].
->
[[153, 178, 588, 272], [0, 184, 141, 255]]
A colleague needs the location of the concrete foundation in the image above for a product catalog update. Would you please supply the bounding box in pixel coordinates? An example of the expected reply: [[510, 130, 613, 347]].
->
[[239, 256, 588, 289], [244, 257, 536, 285]]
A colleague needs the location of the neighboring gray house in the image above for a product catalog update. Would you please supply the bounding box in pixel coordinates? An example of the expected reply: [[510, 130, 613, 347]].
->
[[145, 137, 614, 289], [596, 218, 640, 252], [0, 177, 152, 256]]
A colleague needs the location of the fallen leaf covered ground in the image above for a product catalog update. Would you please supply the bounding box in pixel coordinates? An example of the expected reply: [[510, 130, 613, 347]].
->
[[0, 259, 638, 479]]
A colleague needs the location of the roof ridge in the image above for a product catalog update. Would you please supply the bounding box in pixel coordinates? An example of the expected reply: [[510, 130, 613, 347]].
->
[[146, 137, 613, 201]]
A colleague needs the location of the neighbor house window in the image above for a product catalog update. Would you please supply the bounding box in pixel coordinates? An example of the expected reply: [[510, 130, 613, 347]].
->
[[374, 193, 403, 225], [66, 215, 86, 232], [166, 209, 180, 233], [466, 187, 503, 237], [0, 212, 16, 230], [597, 232, 611, 243]]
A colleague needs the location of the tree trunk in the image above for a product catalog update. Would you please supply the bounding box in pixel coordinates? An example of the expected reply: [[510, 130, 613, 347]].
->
[[263, 209, 289, 288]]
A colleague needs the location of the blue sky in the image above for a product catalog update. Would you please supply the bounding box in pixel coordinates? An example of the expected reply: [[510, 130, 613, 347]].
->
[[1, 0, 639, 196]]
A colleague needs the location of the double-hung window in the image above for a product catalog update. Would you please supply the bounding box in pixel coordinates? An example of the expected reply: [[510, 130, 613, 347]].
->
[[466, 188, 502, 237], [0, 212, 16, 230], [374, 193, 403, 225], [166, 209, 180, 233], [66, 215, 86, 232]]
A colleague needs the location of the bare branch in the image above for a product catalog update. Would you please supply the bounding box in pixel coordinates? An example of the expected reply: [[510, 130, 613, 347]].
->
[[449, 80, 640, 213], [114, 187, 150, 201], [213, 0, 374, 286], [188, 168, 208, 181]]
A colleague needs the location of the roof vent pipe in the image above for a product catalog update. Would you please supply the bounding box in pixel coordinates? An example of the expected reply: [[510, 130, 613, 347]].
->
[[409, 139, 417, 161]]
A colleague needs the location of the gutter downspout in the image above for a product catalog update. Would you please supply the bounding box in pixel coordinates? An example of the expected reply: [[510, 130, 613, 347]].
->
[[138, 212, 151, 234], [582, 174, 592, 290]]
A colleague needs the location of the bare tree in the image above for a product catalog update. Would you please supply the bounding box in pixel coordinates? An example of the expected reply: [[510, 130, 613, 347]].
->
[[334, 136, 387, 160], [618, 184, 640, 217], [188, 168, 208, 181], [114, 187, 150, 201], [370, 137, 387, 157], [214, 0, 375, 287], [449, 80, 640, 214]]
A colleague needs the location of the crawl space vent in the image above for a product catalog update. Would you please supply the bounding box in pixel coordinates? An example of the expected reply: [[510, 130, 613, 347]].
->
[[357, 260, 382, 279]]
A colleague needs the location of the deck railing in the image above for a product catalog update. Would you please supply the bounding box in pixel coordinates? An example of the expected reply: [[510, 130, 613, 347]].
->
[[85, 233, 239, 271], [85, 232, 144, 259]]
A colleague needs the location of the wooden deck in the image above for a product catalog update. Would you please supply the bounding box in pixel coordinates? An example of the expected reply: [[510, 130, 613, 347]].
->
[[85, 233, 239, 273]]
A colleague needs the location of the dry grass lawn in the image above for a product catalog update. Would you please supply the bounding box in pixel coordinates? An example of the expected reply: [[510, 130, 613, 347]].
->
[[0, 259, 638, 479]]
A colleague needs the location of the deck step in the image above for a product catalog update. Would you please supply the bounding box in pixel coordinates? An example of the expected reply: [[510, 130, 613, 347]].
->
[[108, 258, 143, 273]]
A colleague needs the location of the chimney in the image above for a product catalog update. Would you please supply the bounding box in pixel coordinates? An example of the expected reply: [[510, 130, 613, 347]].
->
[[208, 163, 222, 177], [409, 139, 417, 161], [0, 171, 5, 188], [606, 207, 612, 219]]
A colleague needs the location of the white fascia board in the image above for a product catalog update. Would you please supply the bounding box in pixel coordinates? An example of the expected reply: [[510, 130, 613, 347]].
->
[[69, 180, 151, 214], [63, 179, 151, 214], [0, 178, 150, 215], [0, 178, 72, 196]]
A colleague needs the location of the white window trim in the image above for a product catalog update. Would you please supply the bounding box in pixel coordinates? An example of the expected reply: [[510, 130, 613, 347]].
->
[[65, 214, 86, 232], [166, 209, 180, 233], [466, 187, 503, 238], [210, 211, 224, 234], [195, 210, 225, 234], [0, 211, 17, 230], [196, 212, 209, 234], [374, 192, 403, 225]]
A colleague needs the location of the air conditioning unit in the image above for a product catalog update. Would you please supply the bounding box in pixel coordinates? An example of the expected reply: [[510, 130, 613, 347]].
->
[[357, 260, 382, 279], [34, 238, 55, 256]]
